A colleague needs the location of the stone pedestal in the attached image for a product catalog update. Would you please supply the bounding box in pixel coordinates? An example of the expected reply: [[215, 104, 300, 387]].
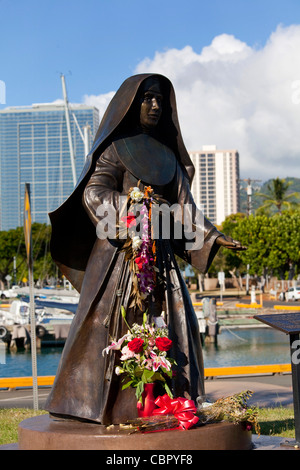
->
[[18, 414, 252, 450]]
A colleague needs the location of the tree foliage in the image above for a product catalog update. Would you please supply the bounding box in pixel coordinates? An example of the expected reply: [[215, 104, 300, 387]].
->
[[0, 223, 57, 286], [211, 211, 300, 279], [256, 178, 300, 215]]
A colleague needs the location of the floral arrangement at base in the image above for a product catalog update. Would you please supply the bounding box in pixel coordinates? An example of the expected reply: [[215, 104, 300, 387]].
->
[[102, 307, 175, 403], [196, 390, 260, 435], [102, 308, 259, 434], [120, 390, 260, 435]]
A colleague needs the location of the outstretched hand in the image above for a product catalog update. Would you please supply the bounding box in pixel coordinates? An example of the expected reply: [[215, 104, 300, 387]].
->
[[216, 234, 247, 251]]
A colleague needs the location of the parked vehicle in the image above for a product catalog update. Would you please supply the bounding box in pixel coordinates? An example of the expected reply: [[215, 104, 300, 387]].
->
[[278, 291, 286, 301], [0, 285, 20, 299], [285, 286, 300, 301]]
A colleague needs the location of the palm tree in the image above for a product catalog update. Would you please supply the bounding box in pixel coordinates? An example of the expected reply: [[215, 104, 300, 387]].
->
[[257, 178, 300, 215]]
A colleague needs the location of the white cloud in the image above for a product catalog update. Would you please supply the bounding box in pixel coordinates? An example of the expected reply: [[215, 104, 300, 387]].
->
[[83, 25, 300, 181], [82, 91, 115, 120]]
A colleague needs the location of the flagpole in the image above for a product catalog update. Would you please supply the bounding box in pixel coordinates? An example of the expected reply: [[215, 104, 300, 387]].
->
[[24, 183, 38, 410]]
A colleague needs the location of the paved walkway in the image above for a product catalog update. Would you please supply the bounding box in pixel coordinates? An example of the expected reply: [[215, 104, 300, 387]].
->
[[204, 373, 293, 408]]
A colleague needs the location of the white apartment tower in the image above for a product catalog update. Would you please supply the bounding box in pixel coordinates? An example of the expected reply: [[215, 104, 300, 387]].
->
[[189, 145, 240, 226]]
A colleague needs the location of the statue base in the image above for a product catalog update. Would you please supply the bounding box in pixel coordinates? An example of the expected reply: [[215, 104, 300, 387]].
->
[[18, 414, 252, 450]]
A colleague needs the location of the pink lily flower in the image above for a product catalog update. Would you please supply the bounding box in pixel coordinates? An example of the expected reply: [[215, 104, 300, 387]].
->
[[150, 352, 171, 372], [102, 333, 130, 356], [150, 352, 160, 372], [160, 355, 171, 371]]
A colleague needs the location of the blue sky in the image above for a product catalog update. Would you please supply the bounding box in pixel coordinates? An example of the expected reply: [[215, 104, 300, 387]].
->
[[1, 0, 299, 105], [1, 0, 300, 180]]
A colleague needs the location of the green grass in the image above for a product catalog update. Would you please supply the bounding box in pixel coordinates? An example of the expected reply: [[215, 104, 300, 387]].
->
[[0, 406, 296, 446], [255, 406, 295, 438], [0, 408, 47, 446]]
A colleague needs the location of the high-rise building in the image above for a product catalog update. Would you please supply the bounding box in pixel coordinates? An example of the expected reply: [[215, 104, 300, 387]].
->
[[0, 102, 99, 230], [189, 145, 240, 225]]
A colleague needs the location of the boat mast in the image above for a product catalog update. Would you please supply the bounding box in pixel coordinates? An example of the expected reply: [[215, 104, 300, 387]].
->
[[72, 112, 91, 161], [61, 74, 76, 187]]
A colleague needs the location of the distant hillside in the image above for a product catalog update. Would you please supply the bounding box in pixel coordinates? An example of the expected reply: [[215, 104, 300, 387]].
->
[[239, 177, 300, 214]]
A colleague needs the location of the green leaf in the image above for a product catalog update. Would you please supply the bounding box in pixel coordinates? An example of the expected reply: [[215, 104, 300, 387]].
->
[[121, 380, 134, 390], [151, 372, 165, 382], [136, 381, 144, 401], [142, 369, 154, 383], [164, 383, 173, 398], [134, 366, 143, 378]]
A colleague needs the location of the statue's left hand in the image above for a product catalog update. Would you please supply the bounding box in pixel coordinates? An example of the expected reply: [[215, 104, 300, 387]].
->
[[216, 234, 247, 251]]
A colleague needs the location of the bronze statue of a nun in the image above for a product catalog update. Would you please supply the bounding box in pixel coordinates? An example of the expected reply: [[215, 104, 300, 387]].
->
[[45, 73, 245, 424]]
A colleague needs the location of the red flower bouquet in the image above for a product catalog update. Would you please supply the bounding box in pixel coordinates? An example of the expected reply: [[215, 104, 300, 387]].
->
[[102, 307, 176, 403]]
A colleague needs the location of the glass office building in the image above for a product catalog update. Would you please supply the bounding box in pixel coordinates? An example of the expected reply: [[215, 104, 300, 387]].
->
[[0, 103, 99, 230]]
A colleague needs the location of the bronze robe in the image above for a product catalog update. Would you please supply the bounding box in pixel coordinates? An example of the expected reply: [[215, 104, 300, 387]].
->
[[45, 135, 221, 424]]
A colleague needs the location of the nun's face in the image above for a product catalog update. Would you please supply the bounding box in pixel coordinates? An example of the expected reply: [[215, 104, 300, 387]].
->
[[139, 78, 163, 130]]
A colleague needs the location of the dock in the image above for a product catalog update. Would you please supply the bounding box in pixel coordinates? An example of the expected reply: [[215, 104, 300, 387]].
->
[[0, 322, 70, 351], [1, 287, 300, 351]]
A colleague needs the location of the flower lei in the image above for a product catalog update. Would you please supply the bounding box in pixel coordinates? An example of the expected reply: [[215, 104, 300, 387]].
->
[[120, 185, 158, 310]]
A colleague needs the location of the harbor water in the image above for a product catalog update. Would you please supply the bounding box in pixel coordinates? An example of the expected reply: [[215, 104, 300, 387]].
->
[[0, 326, 291, 378], [203, 326, 290, 368]]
